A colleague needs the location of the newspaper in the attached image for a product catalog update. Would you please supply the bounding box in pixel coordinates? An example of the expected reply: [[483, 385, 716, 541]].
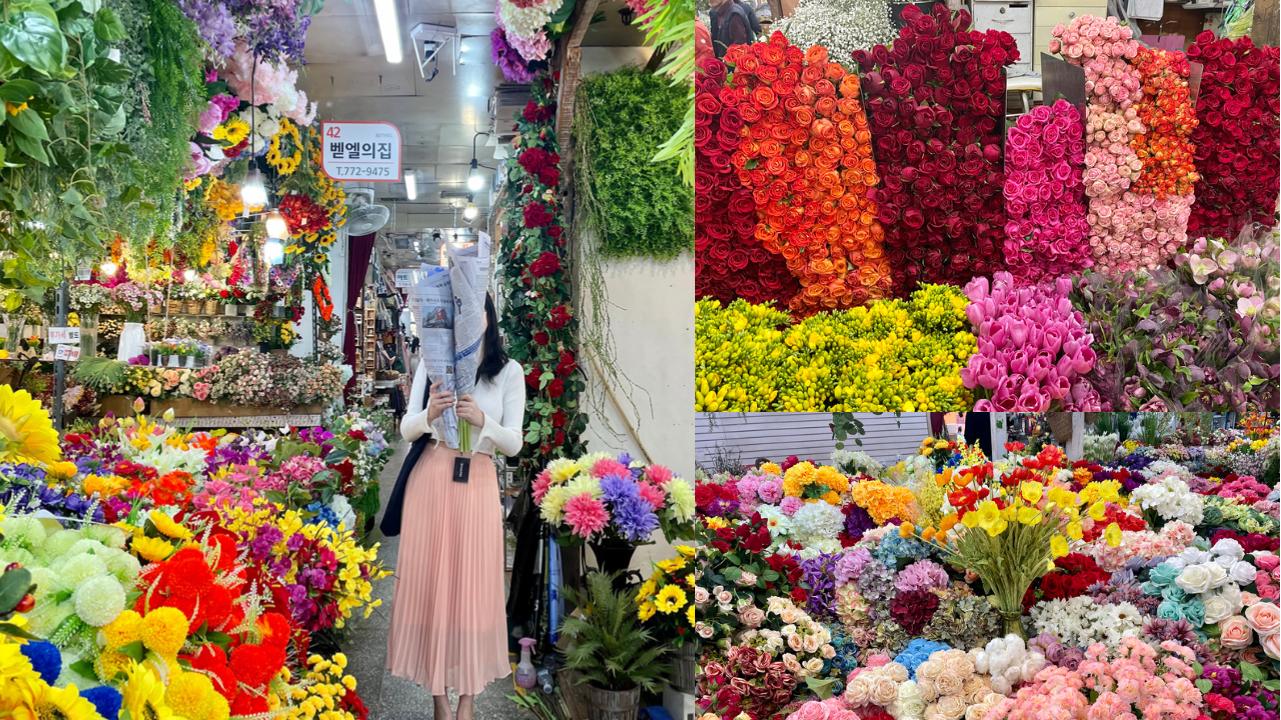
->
[[447, 232, 492, 452], [409, 265, 460, 448]]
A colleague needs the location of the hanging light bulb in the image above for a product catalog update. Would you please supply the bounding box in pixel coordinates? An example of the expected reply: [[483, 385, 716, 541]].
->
[[463, 202, 479, 221], [182, 268, 197, 282], [265, 210, 289, 240], [241, 168, 268, 209], [263, 237, 284, 265], [467, 159, 485, 192], [100, 261, 119, 277]]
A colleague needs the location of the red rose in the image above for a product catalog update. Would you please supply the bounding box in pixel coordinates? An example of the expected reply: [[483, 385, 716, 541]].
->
[[546, 378, 565, 398], [533, 331, 549, 346], [546, 304, 571, 330], [523, 201, 555, 228], [528, 251, 561, 278], [555, 349, 577, 376]]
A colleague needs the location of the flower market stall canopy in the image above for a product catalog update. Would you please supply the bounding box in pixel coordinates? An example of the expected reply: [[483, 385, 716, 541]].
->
[[694, 8, 1280, 413], [0, 385, 397, 719], [694, 417, 1281, 720]]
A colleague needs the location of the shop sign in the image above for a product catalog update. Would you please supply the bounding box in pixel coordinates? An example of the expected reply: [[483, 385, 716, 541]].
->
[[48, 326, 80, 345], [321, 121, 402, 182]]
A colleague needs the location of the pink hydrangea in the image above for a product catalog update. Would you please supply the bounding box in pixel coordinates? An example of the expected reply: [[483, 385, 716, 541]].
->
[[893, 559, 950, 593], [780, 496, 804, 516]]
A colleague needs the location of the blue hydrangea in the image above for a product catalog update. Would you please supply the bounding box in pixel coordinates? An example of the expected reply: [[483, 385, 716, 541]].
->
[[894, 638, 950, 679], [873, 533, 934, 568], [19, 640, 59, 684], [82, 686, 123, 720], [304, 501, 341, 529]]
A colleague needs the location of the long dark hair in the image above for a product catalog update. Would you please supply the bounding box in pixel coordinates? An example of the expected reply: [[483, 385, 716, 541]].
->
[[477, 293, 508, 382]]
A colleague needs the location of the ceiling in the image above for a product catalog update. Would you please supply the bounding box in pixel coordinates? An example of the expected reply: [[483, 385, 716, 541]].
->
[[300, 0, 647, 267]]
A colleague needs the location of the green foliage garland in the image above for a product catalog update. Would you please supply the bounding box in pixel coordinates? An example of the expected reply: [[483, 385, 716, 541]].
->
[[575, 67, 692, 259], [498, 74, 588, 485]]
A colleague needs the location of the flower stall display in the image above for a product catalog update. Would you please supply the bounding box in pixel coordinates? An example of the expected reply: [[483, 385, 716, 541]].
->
[[853, 4, 1015, 296], [0, 387, 385, 718], [720, 33, 893, 315], [695, 417, 1281, 720], [694, 285, 976, 412]]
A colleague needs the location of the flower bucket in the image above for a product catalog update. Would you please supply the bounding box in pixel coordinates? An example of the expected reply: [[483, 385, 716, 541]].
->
[[271, 305, 288, 319], [589, 538, 637, 579], [670, 643, 696, 693], [184, 299, 203, 314], [203, 300, 219, 315], [185, 356, 197, 368], [583, 685, 640, 720], [166, 299, 184, 315], [224, 304, 238, 317], [168, 355, 181, 367]]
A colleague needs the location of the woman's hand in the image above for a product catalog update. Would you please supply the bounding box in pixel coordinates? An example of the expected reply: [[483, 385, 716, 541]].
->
[[456, 394, 485, 428], [426, 381, 455, 423]]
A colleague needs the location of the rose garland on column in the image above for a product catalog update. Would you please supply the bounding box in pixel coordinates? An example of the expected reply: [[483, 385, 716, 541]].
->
[[498, 74, 588, 482], [695, 55, 799, 307], [1186, 32, 1280, 239], [852, 5, 1016, 297]]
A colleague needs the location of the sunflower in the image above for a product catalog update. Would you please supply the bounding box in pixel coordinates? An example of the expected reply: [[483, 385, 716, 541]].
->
[[9, 679, 101, 720], [122, 663, 184, 720], [131, 536, 176, 563], [212, 117, 250, 147], [147, 510, 192, 541], [0, 385, 61, 466], [654, 585, 687, 614], [266, 119, 303, 176]]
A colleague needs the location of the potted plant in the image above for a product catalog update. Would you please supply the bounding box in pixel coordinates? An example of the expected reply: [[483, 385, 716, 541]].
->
[[561, 572, 669, 720]]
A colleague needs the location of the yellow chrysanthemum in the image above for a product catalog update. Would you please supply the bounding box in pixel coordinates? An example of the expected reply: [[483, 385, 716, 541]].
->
[[122, 663, 183, 720], [759, 462, 781, 475], [139, 607, 188, 656], [0, 385, 61, 466], [101, 609, 143, 649], [9, 680, 100, 720], [132, 536, 176, 563], [166, 670, 228, 720], [148, 510, 192, 541], [654, 585, 687, 614]]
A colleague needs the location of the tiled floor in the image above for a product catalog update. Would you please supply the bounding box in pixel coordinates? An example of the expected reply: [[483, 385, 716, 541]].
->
[[344, 441, 525, 719]]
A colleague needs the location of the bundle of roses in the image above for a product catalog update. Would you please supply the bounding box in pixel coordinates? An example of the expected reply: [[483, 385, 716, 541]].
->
[[853, 5, 1016, 296], [960, 273, 1101, 410], [498, 74, 588, 482], [697, 644, 800, 719], [1186, 32, 1280, 239], [1129, 47, 1198, 199], [720, 33, 892, 314], [695, 55, 799, 307], [1002, 100, 1091, 284]]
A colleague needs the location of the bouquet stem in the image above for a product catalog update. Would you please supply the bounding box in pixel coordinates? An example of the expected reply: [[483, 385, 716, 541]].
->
[[459, 422, 471, 454]]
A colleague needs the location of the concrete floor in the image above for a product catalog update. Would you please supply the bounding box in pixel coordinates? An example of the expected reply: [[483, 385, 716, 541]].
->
[[344, 441, 525, 719]]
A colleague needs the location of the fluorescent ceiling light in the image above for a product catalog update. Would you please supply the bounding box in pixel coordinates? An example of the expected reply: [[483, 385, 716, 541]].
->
[[373, 0, 403, 64], [404, 170, 417, 200]]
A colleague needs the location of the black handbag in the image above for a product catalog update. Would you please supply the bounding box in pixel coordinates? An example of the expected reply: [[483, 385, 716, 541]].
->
[[379, 435, 432, 537]]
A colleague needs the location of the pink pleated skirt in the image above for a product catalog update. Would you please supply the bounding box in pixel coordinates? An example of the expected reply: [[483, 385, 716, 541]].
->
[[386, 444, 511, 694]]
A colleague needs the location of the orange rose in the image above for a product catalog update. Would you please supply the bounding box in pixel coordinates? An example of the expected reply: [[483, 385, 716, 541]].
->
[[804, 45, 828, 65], [816, 96, 838, 116]]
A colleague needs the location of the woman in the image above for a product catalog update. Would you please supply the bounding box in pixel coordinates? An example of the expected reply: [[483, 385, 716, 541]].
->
[[387, 294, 525, 720]]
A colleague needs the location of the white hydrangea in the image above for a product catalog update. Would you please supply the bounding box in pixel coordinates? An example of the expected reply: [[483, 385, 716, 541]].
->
[[1131, 472, 1204, 526], [774, 0, 896, 67], [833, 449, 883, 477], [786, 501, 846, 547], [969, 634, 1046, 695], [1030, 597, 1144, 648]]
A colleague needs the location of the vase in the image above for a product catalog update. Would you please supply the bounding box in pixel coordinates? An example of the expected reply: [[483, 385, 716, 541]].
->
[[583, 684, 640, 720], [1000, 610, 1026, 639], [185, 356, 197, 368], [78, 311, 98, 359], [669, 643, 696, 693], [588, 538, 637, 579], [117, 322, 146, 361], [224, 304, 238, 317]]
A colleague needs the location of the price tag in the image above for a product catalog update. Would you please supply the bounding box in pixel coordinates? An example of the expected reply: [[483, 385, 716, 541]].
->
[[75, 262, 93, 281], [395, 269, 414, 288], [320, 122, 402, 182], [48, 326, 81, 345], [55, 345, 80, 361]]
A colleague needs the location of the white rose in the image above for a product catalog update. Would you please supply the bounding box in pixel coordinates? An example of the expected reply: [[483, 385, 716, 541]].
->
[[1203, 592, 1236, 625], [1229, 560, 1258, 585], [1204, 562, 1228, 589], [1176, 564, 1213, 594], [1212, 537, 1245, 560]]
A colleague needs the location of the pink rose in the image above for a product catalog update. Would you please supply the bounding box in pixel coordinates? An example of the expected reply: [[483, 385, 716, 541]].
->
[[1244, 602, 1280, 635], [1219, 615, 1254, 649], [1262, 632, 1280, 660]]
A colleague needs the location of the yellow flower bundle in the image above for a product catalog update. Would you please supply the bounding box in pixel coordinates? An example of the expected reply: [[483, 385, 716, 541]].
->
[[635, 546, 697, 642], [782, 461, 849, 504], [694, 284, 976, 412]]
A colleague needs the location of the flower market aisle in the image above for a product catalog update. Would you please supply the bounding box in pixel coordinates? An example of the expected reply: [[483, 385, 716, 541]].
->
[[344, 440, 523, 720]]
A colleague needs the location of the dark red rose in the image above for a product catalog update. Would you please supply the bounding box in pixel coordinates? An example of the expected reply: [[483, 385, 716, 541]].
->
[[528, 251, 561, 278]]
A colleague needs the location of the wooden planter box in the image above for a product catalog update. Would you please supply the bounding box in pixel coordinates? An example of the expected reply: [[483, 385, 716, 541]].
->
[[98, 395, 323, 425]]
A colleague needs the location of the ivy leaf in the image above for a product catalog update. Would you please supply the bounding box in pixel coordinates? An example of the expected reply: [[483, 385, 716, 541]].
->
[[0, 2, 68, 76]]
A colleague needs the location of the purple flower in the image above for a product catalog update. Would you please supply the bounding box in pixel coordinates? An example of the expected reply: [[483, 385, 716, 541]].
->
[[800, 553, 839, 620], [491, 27, 539, 84], [843, 504, 875, 541], [599, 473, 659, 542]]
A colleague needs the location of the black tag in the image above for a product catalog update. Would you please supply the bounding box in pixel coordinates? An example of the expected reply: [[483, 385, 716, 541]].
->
[[452, 456, 471, 483]]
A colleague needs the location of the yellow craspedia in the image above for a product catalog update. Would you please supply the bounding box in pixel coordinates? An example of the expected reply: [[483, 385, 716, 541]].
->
[[139, 606, 188, 656], [101, 609, 143, 649]]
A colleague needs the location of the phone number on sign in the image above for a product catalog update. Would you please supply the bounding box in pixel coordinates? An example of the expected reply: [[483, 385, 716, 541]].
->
[[330, 166, 395, 178]]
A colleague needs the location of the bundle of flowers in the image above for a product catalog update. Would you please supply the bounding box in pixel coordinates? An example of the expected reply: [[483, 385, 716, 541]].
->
[[636, 545, 697, 643], [1002, 100, 1091, 284], [961, 273, 1100, 410], [720, 33, 893, 314], [695, 55, 799, 308], [534, 452, 694, 543], [496, 0, 565, 64], [853, 5, 1016, 296], [694, 284, 976, 412], [773, 0, 895, 66], [1129, 47, 1198, 200], [1186, 32, 1280, 239]]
